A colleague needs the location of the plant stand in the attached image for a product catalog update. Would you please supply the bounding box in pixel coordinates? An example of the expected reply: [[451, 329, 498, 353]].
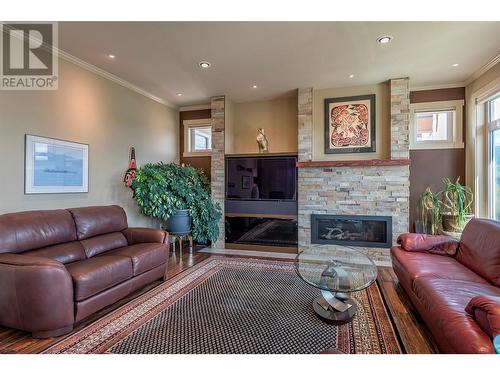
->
[[170, 233, 193, 254]]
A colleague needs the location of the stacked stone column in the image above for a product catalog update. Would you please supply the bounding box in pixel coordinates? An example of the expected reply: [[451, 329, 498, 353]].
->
[[210, 96, 225, 248]]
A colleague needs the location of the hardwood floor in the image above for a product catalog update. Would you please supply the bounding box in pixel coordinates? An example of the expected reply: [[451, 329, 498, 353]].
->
[[0, 248, 437, 354]]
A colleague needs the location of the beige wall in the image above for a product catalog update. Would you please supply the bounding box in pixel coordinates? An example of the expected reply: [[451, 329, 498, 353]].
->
[[465, 61, 500, 217], [227, 96, 298, 155], [0, 59, 179, 226], [312, 83, 390, 161]]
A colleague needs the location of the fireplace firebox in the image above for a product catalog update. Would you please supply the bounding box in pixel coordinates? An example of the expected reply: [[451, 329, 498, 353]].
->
[[311, 214, 392, 248]]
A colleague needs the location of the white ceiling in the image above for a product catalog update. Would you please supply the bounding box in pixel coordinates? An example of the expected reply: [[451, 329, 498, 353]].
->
[[58, 22, 500, 107]]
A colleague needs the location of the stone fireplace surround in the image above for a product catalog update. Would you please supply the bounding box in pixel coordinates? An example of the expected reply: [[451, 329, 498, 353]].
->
[[298, 80, 410, 265], [210, 79, 410, 264]]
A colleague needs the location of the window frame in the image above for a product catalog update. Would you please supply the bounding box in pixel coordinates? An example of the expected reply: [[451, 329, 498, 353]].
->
[[409, 100, 465, 150], [487, 95, 500, 220], [183, 118, 212, 157]]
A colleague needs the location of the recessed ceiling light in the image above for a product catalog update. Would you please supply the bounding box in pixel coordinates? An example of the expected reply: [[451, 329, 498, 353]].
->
[[176, 93, 183, 97], [452, 63, 459, 67], [349, 74, 354, 78], [252, 84, 258, 89], [107, 54, 116, 59], [199, 61, 211, 68], [376, 36, 393, 44]]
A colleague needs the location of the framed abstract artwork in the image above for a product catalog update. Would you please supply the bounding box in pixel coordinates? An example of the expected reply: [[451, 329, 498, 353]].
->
[[324, 94, 376, 154], [25, 134, 89, 194]]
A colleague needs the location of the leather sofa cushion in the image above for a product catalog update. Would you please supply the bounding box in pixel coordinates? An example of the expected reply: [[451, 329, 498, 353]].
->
[[68, 206, 128, 240], [100, 243, 168, 276], [413, 277, 499, 353], [23, 241, 86, 264], [0, 210, 76, 254], [457, 219, 500, 287], [391, 246, 487, 289], [80, 232, 128, 258], [66, 256, 133, 301]]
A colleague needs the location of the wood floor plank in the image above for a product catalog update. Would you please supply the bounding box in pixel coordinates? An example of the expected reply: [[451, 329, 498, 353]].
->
[[376, 267, 439, 354]]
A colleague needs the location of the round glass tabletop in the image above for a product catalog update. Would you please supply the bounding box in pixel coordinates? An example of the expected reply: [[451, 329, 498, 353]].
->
[[295, 246, 378, 293]]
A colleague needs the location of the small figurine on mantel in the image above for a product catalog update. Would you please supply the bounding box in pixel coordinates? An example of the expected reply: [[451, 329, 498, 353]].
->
[[256, 128, 269, 153]]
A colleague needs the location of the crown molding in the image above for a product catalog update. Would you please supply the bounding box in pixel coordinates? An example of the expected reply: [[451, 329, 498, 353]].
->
[[465, 53, 500, 86], [58, 50, 176, 108], [179, 104, 211, 112], [409, 82, 466, 91], [1, 23, 175, 108]]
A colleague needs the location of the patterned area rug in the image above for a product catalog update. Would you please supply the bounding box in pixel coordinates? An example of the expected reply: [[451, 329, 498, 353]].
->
[[44, 257, 401, 354]]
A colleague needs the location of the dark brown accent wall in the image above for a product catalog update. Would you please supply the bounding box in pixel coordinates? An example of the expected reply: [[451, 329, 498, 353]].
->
[[409, 87, 466, 231], [179, 109, 211, 179]]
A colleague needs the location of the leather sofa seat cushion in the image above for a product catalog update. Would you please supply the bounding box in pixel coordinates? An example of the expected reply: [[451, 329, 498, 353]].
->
[[100, 243, 168, 276], [68, 206, 128, 240], [457, 219, 500, 287], [23, 241, 86, 264], [80, 232, 128, 258], [0, 210, 76, 254], [413, 277, 499, 353], [66, 256, 133, 301], [391, 246, 487, 289]]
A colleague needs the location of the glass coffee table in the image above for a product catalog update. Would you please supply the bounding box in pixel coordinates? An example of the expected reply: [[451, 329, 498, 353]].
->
[[295, 245, 378, 324]]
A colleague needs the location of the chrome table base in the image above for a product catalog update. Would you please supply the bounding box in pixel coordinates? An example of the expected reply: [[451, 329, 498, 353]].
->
[[313, 289, 357, 324]]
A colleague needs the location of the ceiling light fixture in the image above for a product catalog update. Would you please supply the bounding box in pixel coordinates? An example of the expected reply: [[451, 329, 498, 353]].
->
[[199, 61, 211, 68], [176, 93, 183, 97], [349, 74, 354, 78], [252, 84, 258, 89], [107, 54, 116, 59], [376, 36, 393, 44], [452, 63, 459, 67]]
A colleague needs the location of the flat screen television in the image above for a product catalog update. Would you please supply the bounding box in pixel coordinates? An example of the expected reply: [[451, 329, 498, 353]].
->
[[225, 156, 297, 201]]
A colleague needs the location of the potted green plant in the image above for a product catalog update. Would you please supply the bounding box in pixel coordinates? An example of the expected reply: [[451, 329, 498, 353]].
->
[[440, 177, 474, 233], [132, 162, 222, 244], [418, 187, 442, 235]]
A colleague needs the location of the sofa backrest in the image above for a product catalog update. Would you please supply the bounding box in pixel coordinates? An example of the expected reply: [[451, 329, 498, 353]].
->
[[457, 218, 500, 287], [68, 205, 129, 258], [0, 210, 77, 254], [68, 205, 128, 240]]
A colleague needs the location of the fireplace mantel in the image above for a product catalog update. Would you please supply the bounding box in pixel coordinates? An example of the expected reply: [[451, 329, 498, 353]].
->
[[296, 159, 410, 168]]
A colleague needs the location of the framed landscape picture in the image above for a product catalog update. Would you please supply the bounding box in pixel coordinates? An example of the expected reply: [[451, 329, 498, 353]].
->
[[324, 94, 376, 154], [25, 135, 89, 194]]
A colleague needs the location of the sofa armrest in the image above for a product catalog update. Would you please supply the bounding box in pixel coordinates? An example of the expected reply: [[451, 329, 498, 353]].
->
[[396, 233, 459, 256], [465, 295, 500, 342], [0, 253, 74, 337], [122, 227, 169, 245]]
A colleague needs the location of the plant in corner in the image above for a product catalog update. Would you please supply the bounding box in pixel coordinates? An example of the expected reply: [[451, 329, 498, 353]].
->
[[132, 162, 222, 244], [418, 177, 474, 235], [440, 177, 474, 233], [418, 188, 442, 235]]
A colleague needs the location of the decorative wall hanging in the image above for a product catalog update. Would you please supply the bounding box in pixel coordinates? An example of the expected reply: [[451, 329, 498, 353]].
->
[[25, 134, 89, 194], [256, 128, 269, 153], [124, 147, 137, 195], [324, 94, 376, 154]]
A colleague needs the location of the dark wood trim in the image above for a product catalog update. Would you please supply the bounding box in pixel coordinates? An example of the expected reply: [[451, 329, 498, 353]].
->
[[297, 159, 411, 168], [224, 243, 298, 254], [226, 152, 298, 158], [225, 212, 297, 219]]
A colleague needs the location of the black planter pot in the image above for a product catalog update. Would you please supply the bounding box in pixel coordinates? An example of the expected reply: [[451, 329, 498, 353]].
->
[[165, 209, 191, 235]]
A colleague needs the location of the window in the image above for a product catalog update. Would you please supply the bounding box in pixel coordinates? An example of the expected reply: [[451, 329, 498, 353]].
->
[[488, 96, 500, 220], [410, 100, 464, 150], [183, 119, 212, 157]]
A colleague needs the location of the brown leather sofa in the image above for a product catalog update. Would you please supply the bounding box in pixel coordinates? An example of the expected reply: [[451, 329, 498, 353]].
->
[[391, 218, 500, 353], [0, 205, 169, 338]]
